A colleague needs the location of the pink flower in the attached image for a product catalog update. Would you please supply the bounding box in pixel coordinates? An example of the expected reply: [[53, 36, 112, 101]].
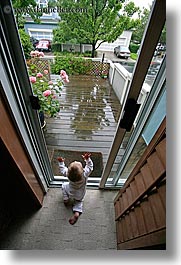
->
[[44, 70, 49, 75], [36, 72, 43, 78], [29, 76, 36, 83], [60, 70, 67, 77], [43, 90, 52, 97], [30, 50, 40, 57], [48, 81, 53, 85], [30, 50, 44, 57], [60, 70, 69, 83], [30, 51, 36, 57], [38, 52, 44, 57], [62, 75, 69, 83]]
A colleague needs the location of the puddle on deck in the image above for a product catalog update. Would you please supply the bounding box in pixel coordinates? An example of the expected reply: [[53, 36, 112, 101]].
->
[[44, 75, 122, 172], [49, 75, 121, 140]]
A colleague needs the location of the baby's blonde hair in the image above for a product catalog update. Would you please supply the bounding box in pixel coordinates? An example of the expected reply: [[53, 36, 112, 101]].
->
[[68, 161, 83, 182]]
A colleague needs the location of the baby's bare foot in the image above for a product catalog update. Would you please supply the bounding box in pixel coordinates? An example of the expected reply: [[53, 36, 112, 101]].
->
[[64, 199, 69, 206], [69, 212, 80, 225]]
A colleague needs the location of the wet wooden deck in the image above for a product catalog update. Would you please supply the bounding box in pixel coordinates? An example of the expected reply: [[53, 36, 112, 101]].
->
[[44, 75, 122, 177]]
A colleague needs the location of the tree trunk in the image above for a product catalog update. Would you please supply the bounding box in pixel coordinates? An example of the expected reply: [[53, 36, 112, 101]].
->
[[80, 43, 83, 53], [91, 43, 96, 58]]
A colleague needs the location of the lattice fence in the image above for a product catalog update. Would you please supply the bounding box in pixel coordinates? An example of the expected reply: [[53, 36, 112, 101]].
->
[[27, 58, 110, 77], [26, 58, 51, 80], [86, 61, 110, 76]]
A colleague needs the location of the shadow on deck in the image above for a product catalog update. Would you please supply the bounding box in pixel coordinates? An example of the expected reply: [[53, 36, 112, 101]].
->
[[44, 75, 122, 183]]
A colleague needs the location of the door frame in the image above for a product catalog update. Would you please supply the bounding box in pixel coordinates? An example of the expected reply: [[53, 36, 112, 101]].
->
[[99, 0, 166, 188], [112, 59, 166, 187], [0, 0, 54, 190]]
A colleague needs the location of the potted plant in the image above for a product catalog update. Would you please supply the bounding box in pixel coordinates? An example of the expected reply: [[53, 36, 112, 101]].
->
[[101, 70, 108, 79], [28, 51, 69, 128]]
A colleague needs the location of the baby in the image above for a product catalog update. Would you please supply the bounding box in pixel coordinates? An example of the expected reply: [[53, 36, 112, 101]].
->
[[57, 153, 93, 225]]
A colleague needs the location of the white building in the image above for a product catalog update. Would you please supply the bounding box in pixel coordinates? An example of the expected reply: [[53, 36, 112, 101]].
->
[[97, 30, 132, 52]]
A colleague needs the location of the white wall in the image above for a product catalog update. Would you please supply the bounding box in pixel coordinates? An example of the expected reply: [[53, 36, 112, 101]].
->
[[108, 62, 151, 121], [109, 62, 131, 105]]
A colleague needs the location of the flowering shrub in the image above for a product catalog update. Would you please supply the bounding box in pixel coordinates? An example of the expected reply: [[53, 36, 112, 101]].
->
[[51, 55, 92, 75], [30, 50, 45, 58], [28, 51, 69, 117], [101, 70, 108, 78], [60, 69, 69, 83]]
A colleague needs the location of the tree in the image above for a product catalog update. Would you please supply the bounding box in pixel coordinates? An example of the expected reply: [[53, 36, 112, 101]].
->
[[18, 29, 33, 58], [131, 7, 151, 44], [53, 21, 77, 44], [12, 1, 42, 58], [12, 0, 42, 28], [54, 0, 140, 57], [131, 4, 166, 45]]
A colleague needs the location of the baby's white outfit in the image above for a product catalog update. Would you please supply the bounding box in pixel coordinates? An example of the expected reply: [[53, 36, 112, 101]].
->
[[58, 158, 93, 213]]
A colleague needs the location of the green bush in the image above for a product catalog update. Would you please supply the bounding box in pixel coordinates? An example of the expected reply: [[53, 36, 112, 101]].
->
[[18, 29, 33, 59], [52, 43, 62, 52], [53, 50, 94, 58], [130, 53, 138, 60], [129, 43, 140, 54], [51, 55, 92, 75]]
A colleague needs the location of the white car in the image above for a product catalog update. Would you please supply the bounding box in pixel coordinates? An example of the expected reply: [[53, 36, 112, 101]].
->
[[35, 39, 51, 52], [114, 46, 131, 59]]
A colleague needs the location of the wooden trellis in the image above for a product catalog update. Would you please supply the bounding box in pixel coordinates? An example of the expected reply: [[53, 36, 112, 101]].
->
[[26, 58, 51, 80], [27, 58, 110, 77], [86, 61, 110, 76]]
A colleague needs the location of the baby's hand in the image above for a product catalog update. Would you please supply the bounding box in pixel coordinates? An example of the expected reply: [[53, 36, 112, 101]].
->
[[57, 157, 65, 162], [82, 153, 91, 160]]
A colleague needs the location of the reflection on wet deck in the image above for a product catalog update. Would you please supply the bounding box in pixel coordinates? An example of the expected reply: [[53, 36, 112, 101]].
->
[[44, 75, 122, 175]]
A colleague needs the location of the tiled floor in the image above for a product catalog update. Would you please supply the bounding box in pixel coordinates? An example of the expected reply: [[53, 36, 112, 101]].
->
[[0, 188, 118, 250]]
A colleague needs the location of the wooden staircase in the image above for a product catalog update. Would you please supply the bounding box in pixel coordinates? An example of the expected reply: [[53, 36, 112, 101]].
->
[[114, 118, 166, 249]]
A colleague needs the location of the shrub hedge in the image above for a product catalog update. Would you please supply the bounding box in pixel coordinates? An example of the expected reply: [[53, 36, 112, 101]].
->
[[51, 55, 92, 75], [129, 43, 140, 54]]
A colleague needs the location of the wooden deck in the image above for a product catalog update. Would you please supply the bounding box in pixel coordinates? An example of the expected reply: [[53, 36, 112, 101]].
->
[[44, 75, 122, 178]]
